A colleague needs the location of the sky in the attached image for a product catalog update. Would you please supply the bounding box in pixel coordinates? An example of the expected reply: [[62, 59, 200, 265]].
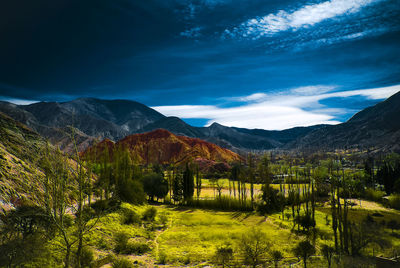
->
[[0, 0, 399, 130]]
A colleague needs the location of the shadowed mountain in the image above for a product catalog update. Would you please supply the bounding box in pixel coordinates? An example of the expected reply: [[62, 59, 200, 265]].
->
[[0, 98, 165, 151], [140, 120, 324, 151], [287, 91, 400, 152], [141, 116, 205, 138], [199, 122, 280, 151], [84, 129, 242, 165]]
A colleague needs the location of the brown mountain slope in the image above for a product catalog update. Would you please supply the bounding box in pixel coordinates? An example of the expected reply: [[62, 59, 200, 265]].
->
[[84, 129, 242, 165]]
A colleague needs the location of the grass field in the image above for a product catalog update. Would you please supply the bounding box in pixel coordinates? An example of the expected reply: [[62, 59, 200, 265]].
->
[[77, 199, 400, 267]]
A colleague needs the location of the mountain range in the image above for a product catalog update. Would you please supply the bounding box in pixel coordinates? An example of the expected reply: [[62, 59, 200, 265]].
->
[[1, 91, 400, 153]]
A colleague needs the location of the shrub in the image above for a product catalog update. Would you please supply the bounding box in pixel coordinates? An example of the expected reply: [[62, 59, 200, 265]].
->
[[114, 232, 130, 254], [118, 179, 146, 205], [364, 188, 385, 202], [112, 257, 133, 268], [114, 232, 150, 255], [91, 199, 121, 213], [122, 209, 141, 225], [158, 213, 169, 227], [80, 247, 94, 268], [214, 244, 233, 267], [158, 251, 168, 265], [271, 250, 283, 268], [125, 241, 151, 255], [97, 237, 111, 250], [388, 194, 400, 210], [142, 207, 157, 221], [238, 228, 270, 267]]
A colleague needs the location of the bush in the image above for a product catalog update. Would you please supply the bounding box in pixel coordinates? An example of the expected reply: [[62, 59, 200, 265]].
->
[[158, 213, 169, 227], [214, 244, 233, 267], [91, 199, 121, 213], [388, 194, 400, 210], [114, 232, 130, 254], [118, 179, 146, 205], [114, 232, 150, 255], [112, 257, 133, 268], [122, 209, 141, 225], [80, 247, 94, 268], [158, 251, 168, 265], [125, 241, 151, 255], [97, 237, 112, 250], [364, 188, 385, 202], [142, 207, 157, 221]]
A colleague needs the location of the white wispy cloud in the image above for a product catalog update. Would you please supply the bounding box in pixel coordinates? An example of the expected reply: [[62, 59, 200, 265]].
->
[[0, 97, 38, 105], [152, 84, 400, 130], [227, 0, 379, 39]]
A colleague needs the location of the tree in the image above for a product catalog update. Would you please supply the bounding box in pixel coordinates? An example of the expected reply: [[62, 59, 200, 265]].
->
[[293, 240, 315, 268], [271, 250, 283, 268], [183, 163, 194, 202], [113, 148, 146, 204], [0, 205, 51, 267], [142, 173, 169, 202], [239, 228, 270, 268], [172, 173, 184, 204], [321, 244, 334, 268], [258, 185, 283, 214], [41, 145, 76, 268], [195, 165, 202, 200]]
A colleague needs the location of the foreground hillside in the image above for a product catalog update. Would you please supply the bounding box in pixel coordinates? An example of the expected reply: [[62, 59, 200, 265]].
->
[[0, 112, 47, 207], [85, 129, 241, 165]]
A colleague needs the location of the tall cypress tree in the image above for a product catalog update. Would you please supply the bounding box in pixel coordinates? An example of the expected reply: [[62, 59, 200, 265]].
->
[[173, 172, 184, 204], [183, 163, 194, 202]]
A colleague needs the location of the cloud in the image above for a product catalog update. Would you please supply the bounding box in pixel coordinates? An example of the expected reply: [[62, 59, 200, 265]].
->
[[152, 84, 400, 130], [0, 97, 38, 105], [180, 27, 203, 38], [225, 0, 380, 39], [241, 0, 378, 37]]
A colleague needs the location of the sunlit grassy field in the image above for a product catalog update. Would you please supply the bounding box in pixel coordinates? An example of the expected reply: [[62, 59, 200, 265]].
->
[[76, 200, 400, 267]]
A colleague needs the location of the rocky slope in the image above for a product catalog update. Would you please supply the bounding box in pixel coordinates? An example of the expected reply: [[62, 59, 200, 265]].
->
[[84, 129, 242, 166]]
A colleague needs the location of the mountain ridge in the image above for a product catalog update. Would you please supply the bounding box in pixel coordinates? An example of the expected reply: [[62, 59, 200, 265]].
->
[[1, 92, 399, 153]]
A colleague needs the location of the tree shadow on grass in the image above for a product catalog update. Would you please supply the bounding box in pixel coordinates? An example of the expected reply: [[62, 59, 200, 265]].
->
[[231, 211, 253, 221]]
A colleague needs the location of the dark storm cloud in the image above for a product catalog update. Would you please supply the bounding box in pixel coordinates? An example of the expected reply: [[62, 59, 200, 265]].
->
[[0, 0, 399, 128]]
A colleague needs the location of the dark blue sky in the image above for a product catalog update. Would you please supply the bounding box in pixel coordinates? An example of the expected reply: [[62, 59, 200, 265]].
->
[[1, 0, 399, 129]]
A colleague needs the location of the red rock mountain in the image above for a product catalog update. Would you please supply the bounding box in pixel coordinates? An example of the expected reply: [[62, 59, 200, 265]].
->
[[84, 129, 242, 165]]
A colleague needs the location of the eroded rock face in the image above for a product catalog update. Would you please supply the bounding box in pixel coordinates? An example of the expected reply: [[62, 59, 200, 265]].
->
[[83, 129, 242, 166]]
